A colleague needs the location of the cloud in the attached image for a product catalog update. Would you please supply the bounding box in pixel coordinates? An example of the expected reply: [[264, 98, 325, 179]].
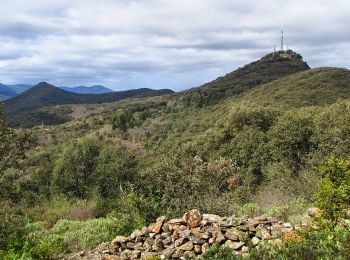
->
[[0, 0, 349, 90]]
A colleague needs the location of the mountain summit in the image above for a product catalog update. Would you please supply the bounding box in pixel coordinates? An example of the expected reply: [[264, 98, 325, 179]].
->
[[182, 50, 310, 105]]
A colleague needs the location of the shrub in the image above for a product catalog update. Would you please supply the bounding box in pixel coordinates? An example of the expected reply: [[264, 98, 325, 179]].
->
[[316, 157, 350, 221]]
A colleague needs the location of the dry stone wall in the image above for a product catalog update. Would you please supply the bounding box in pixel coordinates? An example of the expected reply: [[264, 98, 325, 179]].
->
[[81, 209, 317, 260]]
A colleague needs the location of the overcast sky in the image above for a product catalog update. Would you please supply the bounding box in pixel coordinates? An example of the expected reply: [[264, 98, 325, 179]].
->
[[0, 0, 349, 91]]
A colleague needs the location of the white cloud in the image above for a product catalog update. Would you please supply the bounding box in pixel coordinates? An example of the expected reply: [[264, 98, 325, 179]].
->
[[0, 0, 349, 90]]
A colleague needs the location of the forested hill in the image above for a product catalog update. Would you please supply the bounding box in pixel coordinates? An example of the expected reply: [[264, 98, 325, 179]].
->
[[4, 82, 174, 126], [179, 49, 310, 105]]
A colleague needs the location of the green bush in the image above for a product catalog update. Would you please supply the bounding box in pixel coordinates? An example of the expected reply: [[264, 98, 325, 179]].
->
[[316, 157, 350, 221]]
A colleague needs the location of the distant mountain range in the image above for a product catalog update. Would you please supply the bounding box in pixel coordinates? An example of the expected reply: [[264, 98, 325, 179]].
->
[[0, 84, 115, 100], [4, 82, 174, 127], [59, 85, 113, 94]]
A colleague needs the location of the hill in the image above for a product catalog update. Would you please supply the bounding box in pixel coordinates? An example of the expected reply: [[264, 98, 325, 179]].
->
[[179, 50, 310, 106], [4, 82, 174, 127], [59, 85, 113, 94], [0, 83, 17, 100]]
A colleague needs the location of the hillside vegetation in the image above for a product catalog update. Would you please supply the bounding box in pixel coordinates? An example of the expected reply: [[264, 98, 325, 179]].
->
[[4, 83, 174, 127], [1, 50, 350, 259]]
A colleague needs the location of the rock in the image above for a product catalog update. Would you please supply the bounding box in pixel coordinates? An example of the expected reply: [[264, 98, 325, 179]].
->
[[162, 245, 175, 258], [120, 249, 132, 259], [130, 230, 142, 240], [141, 252, 159, 258], [189, 235, 207, 245], [179, 241, 194, 251], [191, 229, 211, 240], [168, 218, 186, 225], [252, 237, 260, 246], [130, 250, 141, 259], [183, 251, 196, 258], [148, 216, 167, 233], [282, 223, 292, 228], [242, 246, 250, 253], [208, 237, 215, 244], [202, 214, 222, 223], [141, 226, 149, 236], [213, 230, 226, 243], [172, 248, 184, 258], [152, 237, 164, 252], [126, 242, 135, 249], [201, 243, 210, 253], [308, 207, 321, 218], [112, 236, 129, 244], [225, 228, 239, 241], [194, 244, 202, 254], [224, 240, 245, 250], [162, 223, 170, 233], [174, 237, 187, 247], [183, 209, 202, 229]]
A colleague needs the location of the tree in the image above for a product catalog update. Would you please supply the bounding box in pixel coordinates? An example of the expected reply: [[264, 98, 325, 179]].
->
[[0, 104, 30, 176], [52, 138, 100, 198], [316, 157, 350, 221], [109, 109, 135, 132]]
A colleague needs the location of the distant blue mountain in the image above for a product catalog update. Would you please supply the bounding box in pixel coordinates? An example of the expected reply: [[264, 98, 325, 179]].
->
[[0, 84, 17, 101], [59, 85, 113, 94], [8, 84, 32, 94]]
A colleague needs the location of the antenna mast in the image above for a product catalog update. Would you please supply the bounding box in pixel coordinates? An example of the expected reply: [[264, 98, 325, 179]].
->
[[281, 30, 284, 51]]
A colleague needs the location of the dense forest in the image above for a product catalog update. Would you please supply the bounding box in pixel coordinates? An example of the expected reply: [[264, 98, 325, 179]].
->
[[1, 51, 350, 259]]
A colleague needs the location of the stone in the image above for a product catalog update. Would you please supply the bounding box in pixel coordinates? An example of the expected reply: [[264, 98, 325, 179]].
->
[[162, 246, 176, 258], [282, 222, 292, 228], [183, 209, 202, 229], [202, 214, 222, 223], [112, 236, 128, 244], [148, 216, 166, 233], [179, 229, 191, 238], [130, 250, 141, 259], [208, 238, 215, 244], [141, 226, 149, 236], [224, 240, 245, 250], [162, 223, 170, 233], [141, 252, 159, 258], [238, 231, 248, 241], [168, 218, 186, 225], [126, 242, 135, 249], [252, 237, 260, 246], [172, 248, 184, 258], [242, 246, 250, 253], [201, 243, 210, 253], [183, 251, 196, 258], [191, 229, 211, 240], [194, 244, 202, 254], [189, 235, 207, 245], [214, 231, 226, 243], [152, 237, 164, 252], [225, 228, 240, 241], [308, 207, 321, 218], [179, 241, 194, 251], [130, 229, 142, 240], [120, 249, 132, 259], [174, 237, 186, 247]]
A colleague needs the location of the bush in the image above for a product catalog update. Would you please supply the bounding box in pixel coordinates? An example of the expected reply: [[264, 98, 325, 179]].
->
[[316, 157, 350, 221]]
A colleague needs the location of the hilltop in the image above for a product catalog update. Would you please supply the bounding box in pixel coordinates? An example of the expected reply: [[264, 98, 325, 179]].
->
[[179, 50, 310, 106]]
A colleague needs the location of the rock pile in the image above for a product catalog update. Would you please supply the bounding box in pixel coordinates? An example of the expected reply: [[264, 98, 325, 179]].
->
[[83, 209, 302, 259]]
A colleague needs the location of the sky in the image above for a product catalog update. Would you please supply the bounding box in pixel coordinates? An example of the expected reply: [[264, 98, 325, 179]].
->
[[0, 0, 349, 91]]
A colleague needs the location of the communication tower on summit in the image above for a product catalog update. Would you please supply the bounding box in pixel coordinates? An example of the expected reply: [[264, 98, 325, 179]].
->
[[281, 30, 284, 51]]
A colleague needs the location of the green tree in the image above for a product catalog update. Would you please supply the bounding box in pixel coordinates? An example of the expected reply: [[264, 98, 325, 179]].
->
[[94, 147, 138, 198], [0, 104, 30, 176], [109, 109, 135, 131], [316, 157, 350, 221], [52, 138, 100, 199]]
